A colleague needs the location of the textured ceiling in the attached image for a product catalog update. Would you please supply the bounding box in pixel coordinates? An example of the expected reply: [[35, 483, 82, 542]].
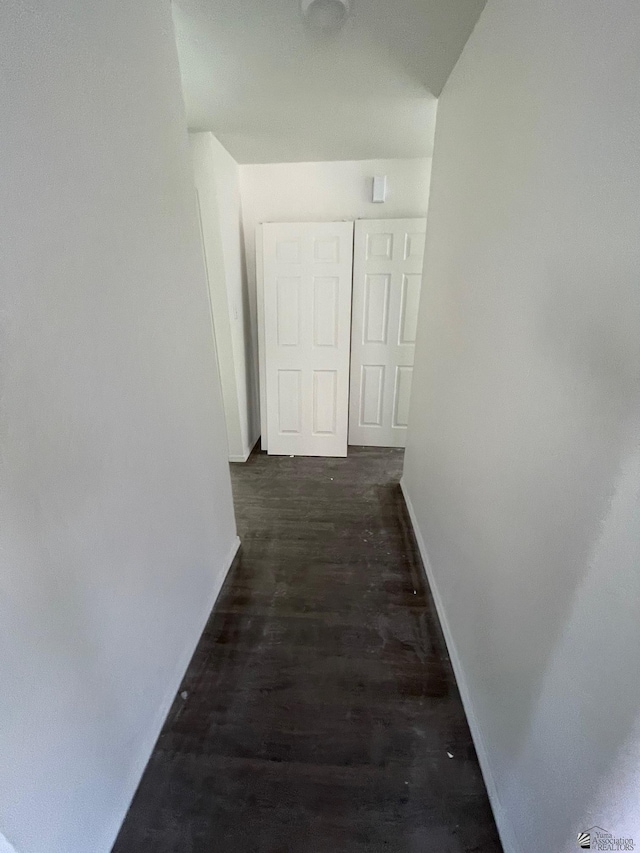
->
[[173, 0, 486, 163]]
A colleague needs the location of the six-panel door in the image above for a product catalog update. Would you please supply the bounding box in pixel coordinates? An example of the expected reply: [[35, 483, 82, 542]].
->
[[348, 218, 427, 447], [263, 222, 354, 456]]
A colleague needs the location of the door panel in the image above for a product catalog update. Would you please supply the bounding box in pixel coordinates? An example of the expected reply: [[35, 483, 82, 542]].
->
[[360, 364, 385, 426], [276, 277, 301, 345], [399, 274, 421, 344], [263, 222, 354, 457], [363, 274, 390, 343], [277, 370, 302, 433], [349, 218, 426, 448], [393, 365, 413, 428]]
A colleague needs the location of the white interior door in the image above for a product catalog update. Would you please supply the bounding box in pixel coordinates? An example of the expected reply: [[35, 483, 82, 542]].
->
[[348, 218, 427, 448], [263, 221, 354, 456]]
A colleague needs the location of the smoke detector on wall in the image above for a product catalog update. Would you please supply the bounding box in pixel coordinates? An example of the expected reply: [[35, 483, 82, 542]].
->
[[301, 0, 351, 32]]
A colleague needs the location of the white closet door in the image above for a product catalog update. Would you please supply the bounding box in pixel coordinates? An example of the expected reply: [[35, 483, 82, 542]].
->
[[263, 222, 354, 457], [349, 218, 426, 448]]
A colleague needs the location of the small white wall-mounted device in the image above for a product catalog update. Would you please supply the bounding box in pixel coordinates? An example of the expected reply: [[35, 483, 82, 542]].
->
[[372, 175, 387, 203]]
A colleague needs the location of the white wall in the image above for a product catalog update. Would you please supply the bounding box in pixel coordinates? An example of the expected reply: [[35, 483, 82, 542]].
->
[[191, 132, 259, 461], [0, 2, 238, 852], [402, 2, 640, 852], [239, 157, 432, 439]]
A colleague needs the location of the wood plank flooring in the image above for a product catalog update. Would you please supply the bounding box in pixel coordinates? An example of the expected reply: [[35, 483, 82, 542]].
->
[[113, 447, 502, 853]]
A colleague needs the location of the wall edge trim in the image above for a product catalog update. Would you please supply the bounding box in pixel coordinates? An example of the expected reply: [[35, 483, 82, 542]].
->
[[103, 535, 241, 852], [229, 435, 260, 463], [399, 478, 521, 853]]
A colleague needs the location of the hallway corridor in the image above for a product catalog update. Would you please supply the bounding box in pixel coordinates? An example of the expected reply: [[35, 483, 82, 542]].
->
[[114, 448, 501, 852]]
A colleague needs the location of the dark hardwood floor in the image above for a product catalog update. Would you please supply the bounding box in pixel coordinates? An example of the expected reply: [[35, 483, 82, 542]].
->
[[113, 447, 502, 853]]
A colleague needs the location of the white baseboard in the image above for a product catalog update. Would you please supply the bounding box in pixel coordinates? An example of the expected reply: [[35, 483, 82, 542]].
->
[[102, 535, 241, 853], [399, 479, 521, 853], [229, 435, 260, 463]]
